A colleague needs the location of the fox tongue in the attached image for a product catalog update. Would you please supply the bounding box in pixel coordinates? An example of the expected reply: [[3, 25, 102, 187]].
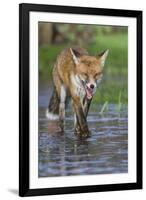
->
[[86, 87, 93, 99]]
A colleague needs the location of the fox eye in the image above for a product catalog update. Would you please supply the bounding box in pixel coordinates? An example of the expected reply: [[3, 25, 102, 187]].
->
[[82, 73, 88, 78], [94, 73, 99, 79], [95, 73, 102, 79]]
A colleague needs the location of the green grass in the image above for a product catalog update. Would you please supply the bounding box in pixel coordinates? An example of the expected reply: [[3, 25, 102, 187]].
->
[[39, 33, 128, 104], [99, 101, 109, 114], [39, 44, 66, 78], [92, 74, 128, 104]]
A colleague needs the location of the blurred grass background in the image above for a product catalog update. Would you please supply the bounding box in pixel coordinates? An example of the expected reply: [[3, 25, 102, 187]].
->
[[39, 23, 128, 104]]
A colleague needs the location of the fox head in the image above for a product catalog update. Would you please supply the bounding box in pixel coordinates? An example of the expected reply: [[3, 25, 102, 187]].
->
[[70, 48, 109, 99]]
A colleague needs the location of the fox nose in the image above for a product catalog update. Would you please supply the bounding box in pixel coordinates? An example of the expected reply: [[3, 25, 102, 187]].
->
[[90, 84, 94, 89]]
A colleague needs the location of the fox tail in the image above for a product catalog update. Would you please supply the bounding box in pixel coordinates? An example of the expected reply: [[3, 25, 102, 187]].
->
[[46, 87, 60, 120]]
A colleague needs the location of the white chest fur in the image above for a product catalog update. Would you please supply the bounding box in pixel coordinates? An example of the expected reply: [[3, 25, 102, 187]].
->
[[70, 74, 86, 99]]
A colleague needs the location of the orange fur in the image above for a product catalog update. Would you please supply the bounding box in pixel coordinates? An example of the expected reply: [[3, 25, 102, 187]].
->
[[47, 47, 108, 138]]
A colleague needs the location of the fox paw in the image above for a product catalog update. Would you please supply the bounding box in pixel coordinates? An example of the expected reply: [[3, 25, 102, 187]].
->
[[59, 119, 65, 132], [75, 128, 91, 139]]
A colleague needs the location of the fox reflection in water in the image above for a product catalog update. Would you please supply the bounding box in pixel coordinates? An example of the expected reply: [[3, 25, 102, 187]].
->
[[47, 120, 63, 135]]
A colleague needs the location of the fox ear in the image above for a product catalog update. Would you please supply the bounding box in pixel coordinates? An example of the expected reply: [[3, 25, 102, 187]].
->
[[70, 48, 80, 65], [98, 49, 109, 67]]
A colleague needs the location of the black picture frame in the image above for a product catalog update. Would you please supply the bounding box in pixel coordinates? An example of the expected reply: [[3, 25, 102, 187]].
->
[[19, 3, 143, 197]]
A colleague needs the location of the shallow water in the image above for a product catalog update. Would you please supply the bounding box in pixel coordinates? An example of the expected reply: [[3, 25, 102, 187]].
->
[[38, 82, 128, 177]]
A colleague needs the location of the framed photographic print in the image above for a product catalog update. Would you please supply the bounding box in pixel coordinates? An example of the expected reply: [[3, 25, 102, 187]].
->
[[19, 3, 142, 197]]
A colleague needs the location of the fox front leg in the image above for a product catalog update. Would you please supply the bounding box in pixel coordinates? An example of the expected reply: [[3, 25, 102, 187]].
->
[[74, 97, 92, 136], [83, 97, 92, 117], [72, 97, 90, 138]]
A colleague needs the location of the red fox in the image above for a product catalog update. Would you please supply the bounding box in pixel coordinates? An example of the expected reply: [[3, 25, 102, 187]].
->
[[46, 47, 108, 138]]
